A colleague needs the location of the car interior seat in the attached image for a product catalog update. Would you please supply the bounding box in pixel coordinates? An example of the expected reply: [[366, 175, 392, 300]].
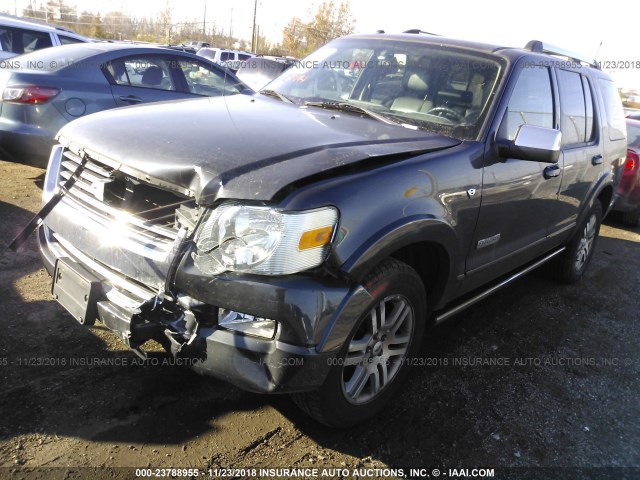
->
[[141, 66, 164, 87], [33, 35, 52, 51], [107, 60, 128, 84], [390, 59, 433, 113]]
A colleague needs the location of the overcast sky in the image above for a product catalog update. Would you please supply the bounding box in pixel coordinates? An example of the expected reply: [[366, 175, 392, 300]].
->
[[10, 0, 640, 89]]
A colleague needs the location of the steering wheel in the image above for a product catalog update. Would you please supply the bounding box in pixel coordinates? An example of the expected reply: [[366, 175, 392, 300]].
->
[[425, 106, 463, 123], [311, 69, 343, 98]]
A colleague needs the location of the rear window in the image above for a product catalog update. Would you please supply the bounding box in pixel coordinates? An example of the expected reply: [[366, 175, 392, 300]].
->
[[197, 49, 217, 61], [598, 78, 626, 141], [5, 44, 102, 71]]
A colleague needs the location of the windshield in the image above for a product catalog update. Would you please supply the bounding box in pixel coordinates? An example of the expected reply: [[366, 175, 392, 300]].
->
[[268, 37, 505, 140]]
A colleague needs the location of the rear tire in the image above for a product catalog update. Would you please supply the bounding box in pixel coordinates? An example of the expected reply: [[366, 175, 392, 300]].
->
[[555, 201, 602, 284], [621, 207, 640, 228], [291, 258, 426, 428]]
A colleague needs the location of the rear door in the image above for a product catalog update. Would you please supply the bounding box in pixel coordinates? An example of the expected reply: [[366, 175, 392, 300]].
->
[[105, 54, 192, 107], [547, 69, 603, 239]]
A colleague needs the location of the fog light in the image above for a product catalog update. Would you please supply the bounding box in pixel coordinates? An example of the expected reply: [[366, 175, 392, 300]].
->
[[218, 308, 277, 339]]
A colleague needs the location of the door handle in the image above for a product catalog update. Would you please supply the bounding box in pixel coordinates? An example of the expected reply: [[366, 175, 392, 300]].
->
[[543, 164, 561, 179], [119, 95, 143, 103], [592, 154, 603, 165]]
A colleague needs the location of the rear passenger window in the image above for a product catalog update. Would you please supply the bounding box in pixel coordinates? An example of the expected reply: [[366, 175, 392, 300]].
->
[[105, 57, 176, 91], [598, 78, 626, 141], [503, 66, 553, 140], [557, 70, 597, 146]]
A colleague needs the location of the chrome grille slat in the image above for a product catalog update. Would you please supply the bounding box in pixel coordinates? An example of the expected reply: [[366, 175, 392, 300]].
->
[[60, 160, 109, 185], [63, 150, 113, 178], [60, 181, 180, 242], [65, 188, 177, 246], [59, 169, 106, 199], [57, 149, 191, 243]]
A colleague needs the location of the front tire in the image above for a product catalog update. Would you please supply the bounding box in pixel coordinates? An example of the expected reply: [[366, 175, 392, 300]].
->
[[555, 201, 602, 283], [292, 258, 426, 427]]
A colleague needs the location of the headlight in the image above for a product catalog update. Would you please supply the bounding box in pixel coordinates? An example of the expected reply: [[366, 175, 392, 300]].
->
[[192, 203, 338, 275]]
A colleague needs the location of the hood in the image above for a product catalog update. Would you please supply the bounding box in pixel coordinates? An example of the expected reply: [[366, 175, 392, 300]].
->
[[58, 94, 461, 205]]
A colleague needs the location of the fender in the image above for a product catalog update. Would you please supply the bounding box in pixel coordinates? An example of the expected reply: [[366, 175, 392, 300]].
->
[[577, 169, 615, 228], [339, 215, 460, 291]]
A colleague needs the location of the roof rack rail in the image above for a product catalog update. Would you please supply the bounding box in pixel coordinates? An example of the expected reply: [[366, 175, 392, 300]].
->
[[525, 40, 600, 69], [403, 29, 440, 36]]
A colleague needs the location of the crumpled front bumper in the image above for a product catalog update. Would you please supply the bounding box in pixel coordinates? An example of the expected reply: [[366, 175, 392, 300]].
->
[[38, 222, 375, 393], [37, 146, 371, 393]]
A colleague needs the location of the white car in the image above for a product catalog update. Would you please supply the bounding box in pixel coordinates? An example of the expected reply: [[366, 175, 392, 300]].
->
[[197, 47, 254, 72], [0, 14, 89, 59]]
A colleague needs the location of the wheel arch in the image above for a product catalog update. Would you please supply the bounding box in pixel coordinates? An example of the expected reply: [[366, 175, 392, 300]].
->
[[338, 217, 458, 314], [597, 183, 613, 217]]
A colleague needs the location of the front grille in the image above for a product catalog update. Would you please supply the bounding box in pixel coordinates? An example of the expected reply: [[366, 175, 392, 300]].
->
[[59, 149, 195, 245]]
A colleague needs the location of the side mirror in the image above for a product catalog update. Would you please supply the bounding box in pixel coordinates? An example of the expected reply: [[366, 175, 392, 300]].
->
[[496, 124, 562, 163]]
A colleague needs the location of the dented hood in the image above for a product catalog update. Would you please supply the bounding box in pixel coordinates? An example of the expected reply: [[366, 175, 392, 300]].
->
[[58, 94, 460, 205]]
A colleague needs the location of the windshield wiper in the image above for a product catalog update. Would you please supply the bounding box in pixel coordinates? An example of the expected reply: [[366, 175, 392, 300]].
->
[[260, 89, 293, 103], [304, 101, 402, 126]]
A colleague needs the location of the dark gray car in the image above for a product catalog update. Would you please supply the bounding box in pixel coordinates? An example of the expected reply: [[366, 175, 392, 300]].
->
[[38, 33, 627, 427], [0, 43, 250, 166]]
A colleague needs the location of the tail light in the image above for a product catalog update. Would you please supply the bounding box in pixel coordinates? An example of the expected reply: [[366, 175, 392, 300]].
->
[[624, 149, 639, 174], [2, 86, 60, 104]]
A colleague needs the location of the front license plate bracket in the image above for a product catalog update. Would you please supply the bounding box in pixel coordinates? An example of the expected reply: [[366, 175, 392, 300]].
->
[[52, 257, 102, 325]]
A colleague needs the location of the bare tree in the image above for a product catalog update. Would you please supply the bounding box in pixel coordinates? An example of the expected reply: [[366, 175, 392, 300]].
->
[[282, 17, 305, 57], [280, 1, 355, 58]]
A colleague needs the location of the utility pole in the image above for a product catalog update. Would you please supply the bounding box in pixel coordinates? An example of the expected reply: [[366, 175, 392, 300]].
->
[[229, 7, 233, 47], [255, 25, 259, 53], [202, 0, 207, 36], [251, 0, 257, 52]]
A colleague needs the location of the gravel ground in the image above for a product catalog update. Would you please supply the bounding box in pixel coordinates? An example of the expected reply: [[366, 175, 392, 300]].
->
[[0, 159, 639, 480]]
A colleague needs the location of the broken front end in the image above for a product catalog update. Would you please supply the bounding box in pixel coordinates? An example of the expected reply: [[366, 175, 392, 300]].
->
[[38, 144, 368, 393]]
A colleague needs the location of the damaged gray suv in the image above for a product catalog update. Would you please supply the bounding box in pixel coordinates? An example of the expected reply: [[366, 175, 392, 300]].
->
[[38, 32, 627, 427]]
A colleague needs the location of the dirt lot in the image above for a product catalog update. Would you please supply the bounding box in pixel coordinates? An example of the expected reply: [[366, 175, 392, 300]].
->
[[0, 159, 639, 480]]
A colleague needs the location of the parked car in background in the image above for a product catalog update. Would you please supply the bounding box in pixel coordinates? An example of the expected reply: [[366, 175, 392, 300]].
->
[[0, 42, 251, 166], [0, 13, 88, 59], [235, 55, 297, 91], [625, 111, 640, 121], [197, 47, 254, 71], [182, 40, 210, 52], [611, 118, 640, 226]]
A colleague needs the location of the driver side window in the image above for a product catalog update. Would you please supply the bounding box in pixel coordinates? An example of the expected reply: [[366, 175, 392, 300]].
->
[[177, 59, 243, 96], [502, 66, 554, 140]]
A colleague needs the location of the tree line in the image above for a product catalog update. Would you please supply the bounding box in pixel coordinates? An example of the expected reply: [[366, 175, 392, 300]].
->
[[5, 0, 355, 57]]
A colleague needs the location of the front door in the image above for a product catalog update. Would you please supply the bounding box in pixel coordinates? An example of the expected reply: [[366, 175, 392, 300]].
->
[[464, 64, 561, 291]]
